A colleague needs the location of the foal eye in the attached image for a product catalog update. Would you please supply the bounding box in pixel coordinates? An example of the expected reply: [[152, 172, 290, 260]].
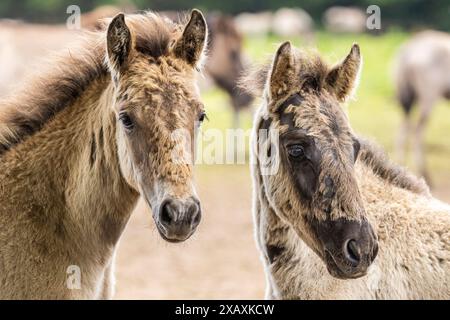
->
[[119, 112, 134, 131], [287, 144, 305, 158], [198, 111, 207, 123]]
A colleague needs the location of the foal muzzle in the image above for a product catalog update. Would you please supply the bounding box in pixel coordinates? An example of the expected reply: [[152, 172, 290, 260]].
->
[[155, 196, 201, 243], [315, 217, 379, 279]]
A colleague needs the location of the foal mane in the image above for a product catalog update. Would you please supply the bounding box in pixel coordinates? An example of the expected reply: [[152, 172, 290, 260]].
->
[[358, 137, 431, 196], [0, 12, 181, 156]]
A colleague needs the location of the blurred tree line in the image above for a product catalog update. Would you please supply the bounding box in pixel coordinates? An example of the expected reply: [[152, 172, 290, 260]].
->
[[0, 0, 448, 31]]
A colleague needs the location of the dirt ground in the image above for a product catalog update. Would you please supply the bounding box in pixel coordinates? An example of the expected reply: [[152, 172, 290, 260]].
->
[[114, 164, 450, 299], [114, 165, 266, 299]]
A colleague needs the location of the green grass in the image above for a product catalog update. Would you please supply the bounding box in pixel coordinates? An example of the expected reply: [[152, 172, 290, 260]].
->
[[199, 31, 450, 184]]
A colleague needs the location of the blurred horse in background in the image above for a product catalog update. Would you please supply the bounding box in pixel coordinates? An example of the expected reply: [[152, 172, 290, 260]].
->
[[206, 13, 253, 127], [394, 30, 450, 183], [0, 5, 125, 97]]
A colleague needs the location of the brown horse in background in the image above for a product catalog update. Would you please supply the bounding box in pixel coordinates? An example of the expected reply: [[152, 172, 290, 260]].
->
[[206, 13, 253, 127]]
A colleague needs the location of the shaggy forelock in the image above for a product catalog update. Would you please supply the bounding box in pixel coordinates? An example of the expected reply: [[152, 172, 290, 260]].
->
[[239, 49, 330, 99]]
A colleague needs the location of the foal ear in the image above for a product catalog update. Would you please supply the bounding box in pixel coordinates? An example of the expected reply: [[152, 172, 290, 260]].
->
[[172, 9, 207, 67], [267, 41, 296, 102], [106, 13, 132, 76], [325, 43, 361, 101]]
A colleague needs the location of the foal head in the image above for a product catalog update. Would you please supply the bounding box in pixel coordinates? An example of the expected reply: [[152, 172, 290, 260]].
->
[[106, 11, 207, 242], [251, 42, 378, 279]]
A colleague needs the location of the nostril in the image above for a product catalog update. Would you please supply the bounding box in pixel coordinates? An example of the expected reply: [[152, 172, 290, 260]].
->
[[345, 239, 361, 264], [160, 201, 174, 226], [189, 202, 201, 226]]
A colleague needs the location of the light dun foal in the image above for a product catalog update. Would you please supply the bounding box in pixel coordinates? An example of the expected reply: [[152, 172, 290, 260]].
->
[[245, 42, 450, 299], [394, 31, 450, 183], [0, 11, 208, 299]]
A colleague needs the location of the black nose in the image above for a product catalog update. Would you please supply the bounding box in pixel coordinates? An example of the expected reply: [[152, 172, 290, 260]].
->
[[158, 197, 201, 242], [322, 217, 378, 279]]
